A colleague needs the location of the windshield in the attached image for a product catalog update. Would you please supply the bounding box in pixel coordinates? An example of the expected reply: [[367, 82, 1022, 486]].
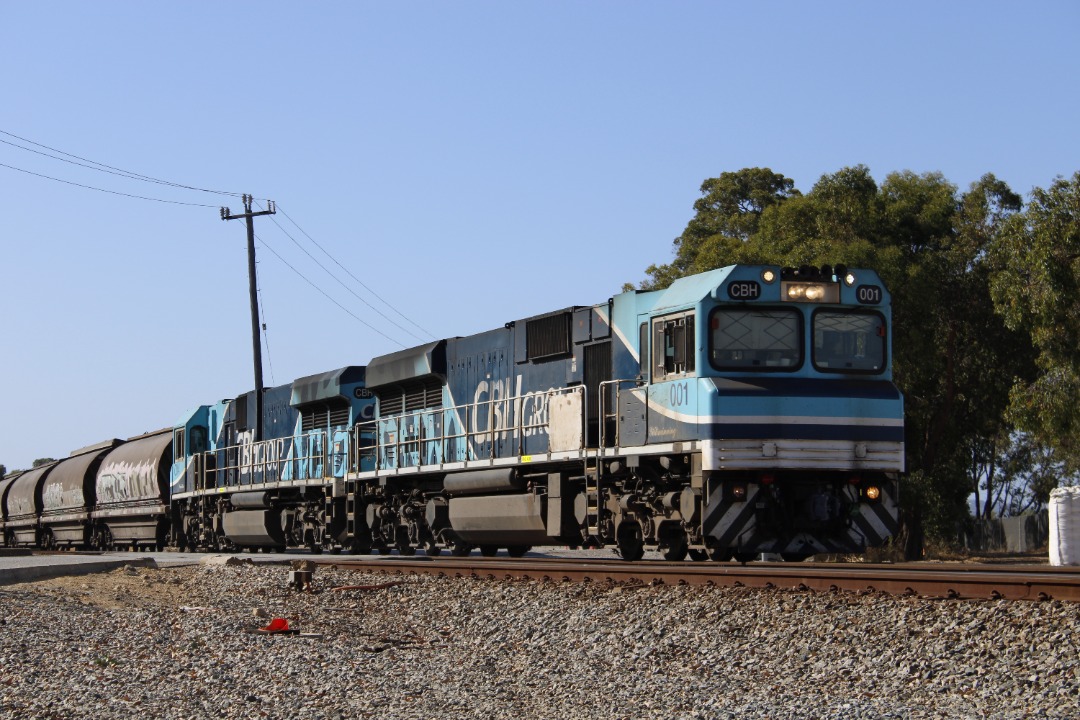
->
[[710, 308, 801, 370], [813, 311, 885, 373]]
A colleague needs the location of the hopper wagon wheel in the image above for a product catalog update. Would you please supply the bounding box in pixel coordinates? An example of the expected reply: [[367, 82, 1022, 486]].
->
[[98, 525, 114, 552], [450, 541, 473, 557], [422, 538, 442, 557], [479, 545, 499, 557], [506, 545, 530, 558]]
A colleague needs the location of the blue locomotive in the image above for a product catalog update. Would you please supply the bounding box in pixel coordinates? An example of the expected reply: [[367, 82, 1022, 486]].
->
[[1, 264, 902, 561], [351, 263, 902, 560]]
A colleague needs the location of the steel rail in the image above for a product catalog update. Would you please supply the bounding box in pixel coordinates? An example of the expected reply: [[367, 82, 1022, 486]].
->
[[313, 556, 1080, 602]]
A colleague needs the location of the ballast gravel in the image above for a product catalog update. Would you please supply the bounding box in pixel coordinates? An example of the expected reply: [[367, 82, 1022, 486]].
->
[[0, 560, 1077, 719]]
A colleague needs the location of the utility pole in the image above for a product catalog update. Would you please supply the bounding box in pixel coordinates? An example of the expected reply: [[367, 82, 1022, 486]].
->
[[221, 194, 276, 442]]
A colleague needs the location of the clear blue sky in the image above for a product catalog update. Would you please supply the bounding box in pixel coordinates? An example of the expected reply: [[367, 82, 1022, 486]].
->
[[1, 1, 1077, 471]]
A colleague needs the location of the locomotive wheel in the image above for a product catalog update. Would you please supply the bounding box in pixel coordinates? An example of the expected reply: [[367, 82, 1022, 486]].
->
[[479, 545, 499, 557], [395, 528, 416, 556], [506, 545, 530, 558], [662, 537, 689, 562], [706, 546, 733, 562], [306, 528, 324, 554], [781, 552, 812, 562], [688, 549, 708, 562], [616, 522, 645, 562], [349, 540, 372, 555], [735, 551, 758, 563]]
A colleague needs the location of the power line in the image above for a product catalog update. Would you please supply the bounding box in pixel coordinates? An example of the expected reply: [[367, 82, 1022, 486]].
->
[[278, 201, 438, 338], [0, 129, 247, 198], [276, 204, 437, 340], [2, 129, 426, 345], [259, 202, 429, 343], [0, 161, 220, 207], [258, 278, 276, 388], [255, 232, 406, 347]]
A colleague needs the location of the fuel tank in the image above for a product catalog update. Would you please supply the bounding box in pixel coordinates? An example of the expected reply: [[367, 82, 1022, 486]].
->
[[448, 493, 549, 545]]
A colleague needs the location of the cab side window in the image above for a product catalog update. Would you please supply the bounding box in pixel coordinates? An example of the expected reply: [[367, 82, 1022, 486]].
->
[[652, 313, 696, 380]]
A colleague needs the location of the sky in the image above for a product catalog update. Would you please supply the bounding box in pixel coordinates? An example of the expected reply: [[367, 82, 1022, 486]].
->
[[1, 1, 1078, 471]]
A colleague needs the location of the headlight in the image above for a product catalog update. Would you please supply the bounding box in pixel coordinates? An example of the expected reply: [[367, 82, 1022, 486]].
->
[[864, 485, 881, 502], [782, 282, 838, 303]]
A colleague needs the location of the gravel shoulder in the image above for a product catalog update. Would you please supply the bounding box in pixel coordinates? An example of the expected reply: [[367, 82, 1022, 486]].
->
[[1, 562, 1077, 719]]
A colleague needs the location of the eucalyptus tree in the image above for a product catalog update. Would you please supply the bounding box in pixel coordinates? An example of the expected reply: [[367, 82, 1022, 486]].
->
[[991, 172, 1080, 468], [636, 166, 1036, 541]]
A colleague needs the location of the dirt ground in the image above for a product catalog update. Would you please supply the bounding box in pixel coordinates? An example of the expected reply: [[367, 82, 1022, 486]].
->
[[8, 564, 207, 611]]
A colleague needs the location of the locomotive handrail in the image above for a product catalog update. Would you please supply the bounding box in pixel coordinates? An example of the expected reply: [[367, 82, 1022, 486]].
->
[[198, 429, 332, 491], [352, 385, 589, 475]]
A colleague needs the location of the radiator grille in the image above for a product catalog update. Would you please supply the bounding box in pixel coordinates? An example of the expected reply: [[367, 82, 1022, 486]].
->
[[527, 313, 572, 361], [300, 401, 350, 433], [376, 377, 444, 417]]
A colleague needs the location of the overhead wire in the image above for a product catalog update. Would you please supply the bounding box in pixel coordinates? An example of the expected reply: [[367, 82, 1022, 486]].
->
[[257, 281, 276, 385], [275, 204, 436, 339], [0, 161, 220, 207], [0, 129, 247, 198], [258, 201, 430, 343], [0, 128, 427, 345], [254, 232, 406, 347]]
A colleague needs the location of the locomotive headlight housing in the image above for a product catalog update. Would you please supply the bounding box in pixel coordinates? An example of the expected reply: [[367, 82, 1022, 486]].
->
[[761, 269, 777, 284], [728, 482, 748, 502], [863, 485, 882, 502], [782, 282, 839, 303]]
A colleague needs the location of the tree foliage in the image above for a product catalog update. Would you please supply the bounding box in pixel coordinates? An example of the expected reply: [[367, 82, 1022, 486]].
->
[[990, 172, 1080, 466], [641, 168, 799, 289], [635, 166, 1052, 541], [32, 458, 56, 468]]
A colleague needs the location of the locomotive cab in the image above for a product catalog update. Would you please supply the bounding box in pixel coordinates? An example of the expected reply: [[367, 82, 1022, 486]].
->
[[631, 265, 903, 560]]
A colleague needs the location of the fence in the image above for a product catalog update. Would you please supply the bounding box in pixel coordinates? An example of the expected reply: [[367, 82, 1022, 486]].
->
[[958, 512, 1049, 553]]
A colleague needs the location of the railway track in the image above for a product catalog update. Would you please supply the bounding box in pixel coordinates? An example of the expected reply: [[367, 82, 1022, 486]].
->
[[313, 555, 1080, 602]]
